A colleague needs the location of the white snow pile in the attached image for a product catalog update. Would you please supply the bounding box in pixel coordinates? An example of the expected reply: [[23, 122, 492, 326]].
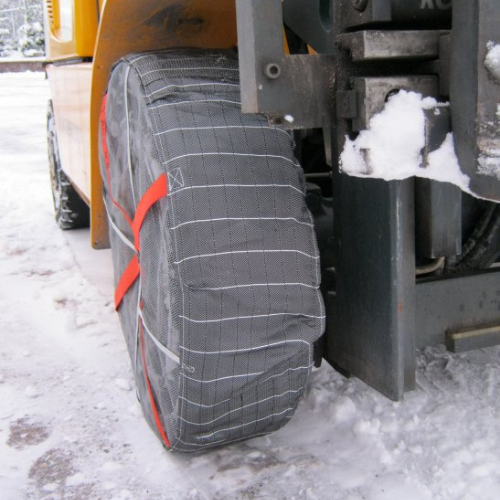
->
[[340, 91, 470, 192], [485, 41, 500, 83]]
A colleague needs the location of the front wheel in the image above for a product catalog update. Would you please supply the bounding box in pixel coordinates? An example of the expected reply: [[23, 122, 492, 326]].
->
[[100, 49, 325, 451]]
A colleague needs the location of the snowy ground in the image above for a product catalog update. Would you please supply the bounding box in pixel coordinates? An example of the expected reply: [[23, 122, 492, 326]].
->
[[1, 72, 500, 500]]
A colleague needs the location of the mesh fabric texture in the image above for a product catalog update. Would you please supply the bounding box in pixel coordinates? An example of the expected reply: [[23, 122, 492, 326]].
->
[[99, 49, 325, 452]]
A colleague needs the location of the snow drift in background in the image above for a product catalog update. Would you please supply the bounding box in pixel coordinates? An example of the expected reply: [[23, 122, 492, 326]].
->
[[340, 91, 470, 192]]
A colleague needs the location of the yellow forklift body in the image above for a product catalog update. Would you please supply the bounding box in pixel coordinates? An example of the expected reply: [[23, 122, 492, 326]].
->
[[44, 0, 238, 248], [89, 0, 237, 247], [46, 63, 93, 204], [44, 0, 98, 60]]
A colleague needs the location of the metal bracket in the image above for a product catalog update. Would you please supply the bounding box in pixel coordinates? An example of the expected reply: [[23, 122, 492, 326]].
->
[[236, 0, 335, 129], [338, 30, 444, 62], [350, 76, 438, 131], [283, 0, 336, 54], [417, 270, 500, 351], [447, 324, 500, 353]]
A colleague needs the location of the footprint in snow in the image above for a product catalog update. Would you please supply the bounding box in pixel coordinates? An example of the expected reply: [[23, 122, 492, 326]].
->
[[28, 448, 95, 499], [7, 417, 50, 450]]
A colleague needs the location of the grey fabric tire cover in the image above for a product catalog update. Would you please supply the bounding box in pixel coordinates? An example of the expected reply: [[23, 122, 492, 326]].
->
[[99, 49, 325, 452]]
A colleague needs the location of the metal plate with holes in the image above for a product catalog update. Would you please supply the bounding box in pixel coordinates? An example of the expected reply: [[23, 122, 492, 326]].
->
[[236, 0, 335, 129]]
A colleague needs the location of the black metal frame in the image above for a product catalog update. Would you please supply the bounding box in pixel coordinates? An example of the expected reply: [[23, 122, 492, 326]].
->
[[236, 0, 500, 400]]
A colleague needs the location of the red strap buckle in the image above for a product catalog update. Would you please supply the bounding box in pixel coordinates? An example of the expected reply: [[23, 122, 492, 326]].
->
[[114, 173, 168, 310]]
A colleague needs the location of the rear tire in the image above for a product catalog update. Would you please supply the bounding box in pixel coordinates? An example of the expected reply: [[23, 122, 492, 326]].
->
[[47, 100, 90, 230]]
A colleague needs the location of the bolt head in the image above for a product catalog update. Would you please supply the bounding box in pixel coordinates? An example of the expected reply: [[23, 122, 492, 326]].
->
[[264, 63, 281, 80]]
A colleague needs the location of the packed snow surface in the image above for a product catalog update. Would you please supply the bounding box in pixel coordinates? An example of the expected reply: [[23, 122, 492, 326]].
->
[[1, 72, 500, 500], [340, 91, 471, 193]]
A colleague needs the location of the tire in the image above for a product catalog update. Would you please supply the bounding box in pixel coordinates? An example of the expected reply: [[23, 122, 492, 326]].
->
[[100, 50, 324, 451], [47, 100, 90, 230]]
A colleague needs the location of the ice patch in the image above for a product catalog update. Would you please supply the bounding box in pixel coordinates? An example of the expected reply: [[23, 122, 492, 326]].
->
[[340, 91, 470, 193]]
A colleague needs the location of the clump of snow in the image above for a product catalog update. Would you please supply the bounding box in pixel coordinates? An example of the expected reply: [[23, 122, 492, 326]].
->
[[66, 472, 86, 487], [485, 42, 500, 83], [24, 385, 39, 398], [42, 483, 58, 492], [340, 91, 470, 193], [330, 395, 356, 424], [427, 133, 469, 184], [115, 378, 132, 391]]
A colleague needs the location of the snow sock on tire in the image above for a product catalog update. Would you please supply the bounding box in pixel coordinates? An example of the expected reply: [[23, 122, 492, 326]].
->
[[99, 50, 325, 452]]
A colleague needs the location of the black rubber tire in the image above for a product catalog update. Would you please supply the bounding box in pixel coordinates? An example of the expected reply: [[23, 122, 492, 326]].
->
[[47, 100, 90, 230]]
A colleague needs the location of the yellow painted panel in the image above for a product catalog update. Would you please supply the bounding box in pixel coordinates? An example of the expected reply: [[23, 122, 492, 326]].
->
[[89, 0, 238, 248], [47, 63, 93, 203], [44, 0, 98, 60], [74, 0, 99, 56]]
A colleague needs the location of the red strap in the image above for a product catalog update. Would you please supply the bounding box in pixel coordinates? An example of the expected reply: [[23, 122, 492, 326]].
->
[[104, 105, 170, 446], [114, 255, 140, 310], [114, 174, 168, 310], [132, 173, 168, 252], [100, 94, 133, 228], [139, 320, 171, 449]]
